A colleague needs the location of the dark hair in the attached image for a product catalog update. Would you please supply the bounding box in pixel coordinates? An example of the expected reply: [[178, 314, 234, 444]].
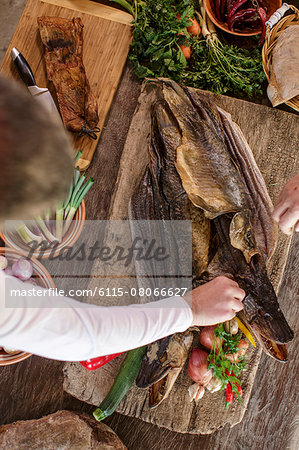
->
[[0, 75, 73, 225]]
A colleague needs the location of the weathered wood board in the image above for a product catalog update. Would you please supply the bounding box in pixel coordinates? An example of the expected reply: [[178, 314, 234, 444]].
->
[[0, 0, 132, 170], [64, 82, 299, 434]]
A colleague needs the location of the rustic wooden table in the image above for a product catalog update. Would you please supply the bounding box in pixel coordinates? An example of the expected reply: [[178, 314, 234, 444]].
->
[[0, 1, 298, 449]]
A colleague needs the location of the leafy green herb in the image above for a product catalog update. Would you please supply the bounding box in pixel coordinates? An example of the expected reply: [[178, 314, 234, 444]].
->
[[181, 36, 265, 97], [208, 323, 247, 397], [129, 0, 195, 79], [110, 0, 266, 98]]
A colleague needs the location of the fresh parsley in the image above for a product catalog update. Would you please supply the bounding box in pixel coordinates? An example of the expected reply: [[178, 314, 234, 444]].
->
[[111, 0, 266, 98], [208, 323, 247, 400]]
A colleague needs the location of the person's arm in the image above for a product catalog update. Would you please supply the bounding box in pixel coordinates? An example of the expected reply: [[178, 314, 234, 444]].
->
[[272, 173, 299, 235], [0, 272, 244, 361]]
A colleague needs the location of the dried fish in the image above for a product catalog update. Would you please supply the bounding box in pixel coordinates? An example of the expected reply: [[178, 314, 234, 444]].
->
[[131, 79, 293, 407]]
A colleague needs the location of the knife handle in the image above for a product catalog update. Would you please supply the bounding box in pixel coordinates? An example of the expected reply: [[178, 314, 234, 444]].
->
[[11, 48, 36, 87]]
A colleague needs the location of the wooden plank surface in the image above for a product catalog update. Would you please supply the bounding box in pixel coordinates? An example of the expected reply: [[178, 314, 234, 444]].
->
[[0, 0, 298, 447], [43, 0, 133, 24], [104, 232, 299, 449], [0, 0, 132, 170], [63, 81, 299, 434], [0, 59, 297, 448]]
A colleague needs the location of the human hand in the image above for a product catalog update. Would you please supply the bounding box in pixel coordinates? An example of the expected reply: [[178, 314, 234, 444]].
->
[[183, 276, 245, 327], [272, 174, 299, 235]]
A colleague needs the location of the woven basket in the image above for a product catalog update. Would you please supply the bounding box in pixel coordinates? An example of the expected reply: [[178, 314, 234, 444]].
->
[[262, 3, 299, 112]]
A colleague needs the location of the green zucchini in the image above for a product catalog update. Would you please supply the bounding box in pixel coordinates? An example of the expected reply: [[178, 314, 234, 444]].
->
[[93, 346, 146, 421]]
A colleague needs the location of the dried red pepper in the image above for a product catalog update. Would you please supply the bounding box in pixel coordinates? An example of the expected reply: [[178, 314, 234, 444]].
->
[[80, 352, 123, 371], [221, 0, 227, 22], [227, 0, 238, 14], [228, 8, 257, 31], [257, 0, 267, 8], [215, 0, 222, 21], [228, 0, 249, 20], [257, 6, 267, 44]]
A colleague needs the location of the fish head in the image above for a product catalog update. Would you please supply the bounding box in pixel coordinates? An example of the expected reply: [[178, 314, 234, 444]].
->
[[214, 216, 293, 363], [254, 329, 288, 362], [241, 288, 293, 362], [136, 331, 193, 408]]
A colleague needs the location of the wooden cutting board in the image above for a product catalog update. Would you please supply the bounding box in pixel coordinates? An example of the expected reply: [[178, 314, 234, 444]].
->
[[0, 0, 132, 170], [63, 82, 299, 434]]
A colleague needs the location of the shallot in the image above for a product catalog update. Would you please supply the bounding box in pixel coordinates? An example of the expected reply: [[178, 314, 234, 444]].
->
[[12, 258, 33, 281], [4, 267, 13, 276], [188, 348, 213, 386], [200, 326, 222, 353], [188, 383, 205, 401], [3, 347, 18, 354]]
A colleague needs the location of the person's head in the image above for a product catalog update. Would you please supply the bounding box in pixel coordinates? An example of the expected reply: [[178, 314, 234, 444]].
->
[[0, 75, 73, 228]]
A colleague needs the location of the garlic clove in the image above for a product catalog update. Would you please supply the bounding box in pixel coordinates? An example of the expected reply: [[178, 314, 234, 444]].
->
[[224, 318, 238, 335], [188, 383, 199, 402], [206, 376, 222, 393], [195, 385, 205, 401]]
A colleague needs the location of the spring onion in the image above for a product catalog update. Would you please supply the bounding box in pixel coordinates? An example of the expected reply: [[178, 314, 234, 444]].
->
[[63, 177, 94, 235], [16, 224, 43, 245], [55, 154, 82, 241], [35, 216, 58, 243], [55, 202, 64, 242], [16, 150, 94, 246], [74, 150, 83, 165]]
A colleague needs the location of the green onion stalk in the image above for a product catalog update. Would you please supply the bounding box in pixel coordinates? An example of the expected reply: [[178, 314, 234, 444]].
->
[[17, 150, 94, 246], [74, 150, 83, 165], [35, 216, 57, 243], [63, 177, 94, 235], [109, 0, 135, 17], [16, 224, 43, 245], [55, 203, 64, 242], [55, 150, 84, 241], [194, 1, 265, 97]]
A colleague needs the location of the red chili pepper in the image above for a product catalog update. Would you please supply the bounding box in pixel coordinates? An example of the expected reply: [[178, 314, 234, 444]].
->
[[221, 0, 227, 22], [235, 383, 243, 397], [215, 0, 222, 20], [225, 369, 243, 398], [228, 0, 249, 20], [257, 6, 267, 45], [228, 8, 257, 31], [80, 352, 123, 371], [241, 18, 260, 28], [257, 0, 267, 8], [227, 0, 238, 14], [225, 382, 233, 406]]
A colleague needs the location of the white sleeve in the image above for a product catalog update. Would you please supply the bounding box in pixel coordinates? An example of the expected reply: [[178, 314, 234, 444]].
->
[[0, 271, 193, 361]]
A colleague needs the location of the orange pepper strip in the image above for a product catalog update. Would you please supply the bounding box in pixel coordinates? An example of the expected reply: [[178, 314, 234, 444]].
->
[[235, 317, 256, 347]]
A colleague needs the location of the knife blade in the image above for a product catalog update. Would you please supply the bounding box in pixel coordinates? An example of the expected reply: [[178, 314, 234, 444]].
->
[[10, 47, 61, 122]]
